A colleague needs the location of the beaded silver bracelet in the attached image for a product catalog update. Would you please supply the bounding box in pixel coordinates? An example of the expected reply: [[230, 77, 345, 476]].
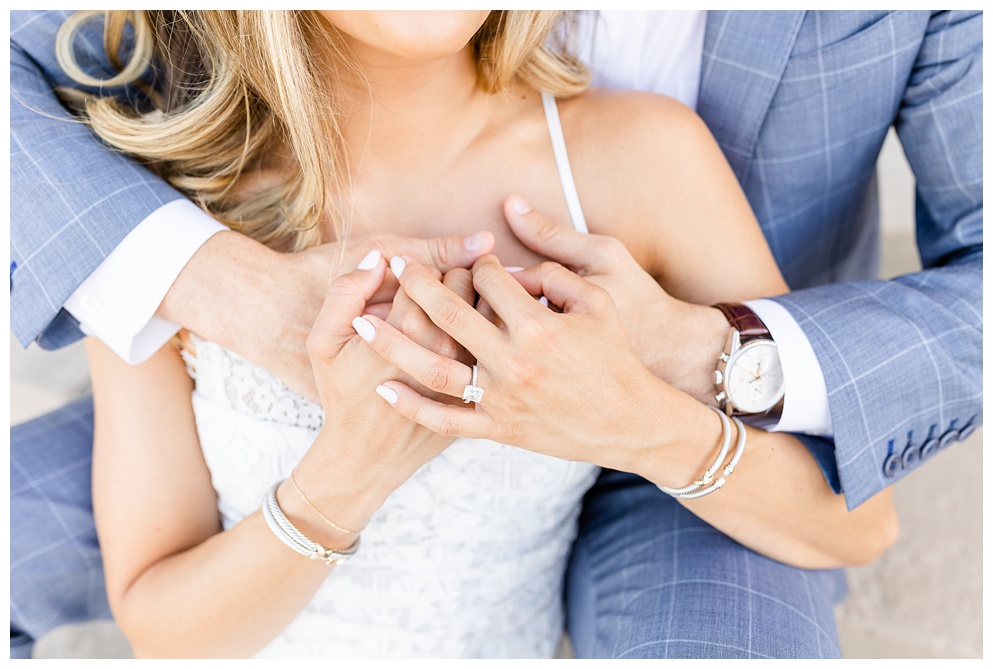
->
[[261, 481, 360, 566], [657, 407, 747, 500]]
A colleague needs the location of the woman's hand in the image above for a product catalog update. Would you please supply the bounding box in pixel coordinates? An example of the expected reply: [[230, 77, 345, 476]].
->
[[288, 250, 478, 537], [357, 254, 711, 480]]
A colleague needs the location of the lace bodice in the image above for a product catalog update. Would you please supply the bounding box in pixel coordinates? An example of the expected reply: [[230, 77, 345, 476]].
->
[[181, 91, 599, 658], [183, 335, 600, 658]]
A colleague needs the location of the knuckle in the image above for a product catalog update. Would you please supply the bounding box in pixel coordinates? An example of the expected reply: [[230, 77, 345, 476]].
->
[[431, 237, 452, 268], [471, 257, 503, 285], [534, 218, 559, 243], [598, 235, 626, 260], [587, 284, 613, 311], [516, 311, 550, 340], [399, 309, 422, 335], [539, 261, 564, 278], [438, 415, 461, 437], [435, 298, 467, 332], [403, 268, 429, 294], [329, 273, 362, 298], [506, 353, 538, 388], [424, 361, 453, 392], [376, 334, 397, 361]]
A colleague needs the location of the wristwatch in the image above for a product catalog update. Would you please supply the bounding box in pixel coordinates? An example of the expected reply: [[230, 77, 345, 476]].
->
[[712, 303, 785, 418]]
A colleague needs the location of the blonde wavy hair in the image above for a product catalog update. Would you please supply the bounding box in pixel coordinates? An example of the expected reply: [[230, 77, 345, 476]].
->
[[55, 10, 590, 253]]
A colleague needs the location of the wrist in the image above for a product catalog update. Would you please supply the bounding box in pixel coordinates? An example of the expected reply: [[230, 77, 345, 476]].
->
[[650, 301, 729, 405], [157, 230, 283, 330], [627, 387, 737, 490], [292, 431, 396, 530]]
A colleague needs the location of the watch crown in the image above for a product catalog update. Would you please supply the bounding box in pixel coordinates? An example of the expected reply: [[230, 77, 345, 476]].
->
[[714, 370, 724, 385]]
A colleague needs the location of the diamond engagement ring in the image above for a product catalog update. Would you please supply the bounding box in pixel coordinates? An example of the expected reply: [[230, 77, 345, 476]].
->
[[462, 364, 484, 404]]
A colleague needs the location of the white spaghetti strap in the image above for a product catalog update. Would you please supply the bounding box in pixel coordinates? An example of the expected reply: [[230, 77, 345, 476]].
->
[[541, 92, 589, 234]]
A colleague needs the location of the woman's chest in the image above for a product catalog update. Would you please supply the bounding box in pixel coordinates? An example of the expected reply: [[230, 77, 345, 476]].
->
[[342, 141, 581, 268]]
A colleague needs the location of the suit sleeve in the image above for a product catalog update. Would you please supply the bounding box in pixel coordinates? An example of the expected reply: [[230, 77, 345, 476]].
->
[[770, 10, 982, 509], [9, 10, 186, 349]]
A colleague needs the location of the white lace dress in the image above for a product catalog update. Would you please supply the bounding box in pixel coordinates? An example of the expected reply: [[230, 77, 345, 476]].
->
[[181, 93, 599, 658], [183, 334, 599, 658]]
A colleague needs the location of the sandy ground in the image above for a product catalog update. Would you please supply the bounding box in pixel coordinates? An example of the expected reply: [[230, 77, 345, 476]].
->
[[11, 131, 982, 659]]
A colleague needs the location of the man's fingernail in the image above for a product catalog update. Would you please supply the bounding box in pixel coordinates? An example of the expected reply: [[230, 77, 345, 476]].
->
[[509, 195, 531, 215], [538, 296, 549, 308], [504, 266, 524, 273], [357, 249, 381, 271], [352, 316, 376, 342], [376, 385, 399, 405], [390, 256, 407, 278], [464, 232, 488, 252]]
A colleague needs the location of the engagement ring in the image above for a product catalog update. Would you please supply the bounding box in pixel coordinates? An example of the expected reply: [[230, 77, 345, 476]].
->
[[462, 364, 484, 404]]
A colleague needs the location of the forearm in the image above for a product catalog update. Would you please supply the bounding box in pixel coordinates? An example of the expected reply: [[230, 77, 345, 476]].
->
[[10, 16, 182, 346], [116, 507, 330, 658], [114, 433, 392, 657], [625, 388, 898, 569]]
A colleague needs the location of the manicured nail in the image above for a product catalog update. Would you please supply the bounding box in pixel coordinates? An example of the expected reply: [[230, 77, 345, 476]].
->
[[352, 316, 376, 342], [539, 296, 549, 308], [376, 385, 398, 405], [509, 195, 531, 215], [390, 256, 407, 278], [357, 249, 381, 271], [504, 266, 524, 273], [464, 232, 488, 251]]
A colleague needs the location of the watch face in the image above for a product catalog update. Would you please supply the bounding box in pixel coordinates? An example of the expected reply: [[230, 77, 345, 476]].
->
[[725, 340, 784, 413]]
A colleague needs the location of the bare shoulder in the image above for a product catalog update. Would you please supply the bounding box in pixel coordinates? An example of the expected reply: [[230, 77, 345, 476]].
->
[[554, 88, 742, 271], [556, 88, 717, 173]]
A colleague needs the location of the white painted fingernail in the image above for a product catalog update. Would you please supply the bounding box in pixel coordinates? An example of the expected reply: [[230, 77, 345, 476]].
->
[[464, 232, 488, 251], [390, 256, 407, 278], [539, 295, 549, 308], [352, 316, 376, 342], [376, 385, 398, 405], [357, 249, 381, 271], [504, 266, 524, 273]]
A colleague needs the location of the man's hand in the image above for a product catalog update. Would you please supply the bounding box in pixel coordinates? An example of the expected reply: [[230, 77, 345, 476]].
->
[[358, 254, 718, 487], [501, 195, 729, 406], [157, 229, 494, 400]]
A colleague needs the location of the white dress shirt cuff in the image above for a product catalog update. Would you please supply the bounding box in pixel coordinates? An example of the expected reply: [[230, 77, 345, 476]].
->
[[744, 298, 834, 437], [64, 199, 227, 364]]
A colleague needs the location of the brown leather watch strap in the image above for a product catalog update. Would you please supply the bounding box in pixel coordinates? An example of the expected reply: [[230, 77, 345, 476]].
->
[[713, 303, 770, 343]]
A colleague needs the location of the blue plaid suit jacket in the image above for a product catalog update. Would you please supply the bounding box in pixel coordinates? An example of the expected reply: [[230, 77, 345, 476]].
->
[[10, 10, 982, 509]]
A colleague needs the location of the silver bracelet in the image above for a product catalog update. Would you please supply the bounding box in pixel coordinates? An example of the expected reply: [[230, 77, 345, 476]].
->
[[657, 408, 747, 500], [723, 415, 747, 477], [657, 406, 732, 497], [261, 481, 360, 566]]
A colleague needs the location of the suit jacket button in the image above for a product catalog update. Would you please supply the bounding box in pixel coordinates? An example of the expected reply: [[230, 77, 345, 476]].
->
[[901, 443, 921, 469], [958, 423, 977, 441], [939, 429, 960, 449], [883, 453, 902, 478], [920, 438, 941, 461]]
